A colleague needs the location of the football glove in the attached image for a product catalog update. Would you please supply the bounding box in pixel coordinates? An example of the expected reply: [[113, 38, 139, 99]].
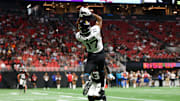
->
[[79, 7, 92, 18], [107, 74, 115, 80]]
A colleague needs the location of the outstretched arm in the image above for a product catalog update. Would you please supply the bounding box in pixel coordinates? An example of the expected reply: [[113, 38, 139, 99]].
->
[[93, 13, 102, 29], [76, 17, 81, 32], [17, 74, 20, 83]]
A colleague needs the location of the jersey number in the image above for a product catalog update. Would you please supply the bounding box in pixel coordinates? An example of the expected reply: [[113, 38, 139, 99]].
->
[[91, 71, 100, 80], [86, 37, 98, 50]]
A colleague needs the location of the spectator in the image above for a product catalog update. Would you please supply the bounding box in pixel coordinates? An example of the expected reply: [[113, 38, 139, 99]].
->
[[140, 71, 144, 87], [131, 71, 137, 88], [143, 71, 150, 87], [43, 72, 49, 90], [0, 8, 179, 77], [31, 73, 38, 88], [1, 62, 6, 70], [72, 72, 78, 89], [165, 70, 170, 87], [122, 70, 128, 88], [0, 73, 2, 83], [158, 73, 163, 87], [80, 72, 85, 89], [170, 71, 176, 87], [136, 70, 141, 87], [56, 72, 61, 89], [116, 71, 122, 87], [107, 73, 115, 88], [66, 72, 72, 88], [51, 73, 56, 88]]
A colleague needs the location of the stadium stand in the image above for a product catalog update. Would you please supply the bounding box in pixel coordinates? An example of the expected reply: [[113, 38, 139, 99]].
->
[[0, 8, 179, 71]]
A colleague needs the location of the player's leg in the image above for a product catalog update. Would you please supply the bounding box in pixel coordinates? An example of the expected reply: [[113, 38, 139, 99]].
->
[[24, 85, 27, 93], [18, 84, 23, 95], [95, 52, 106, 100], [84, 59, 95, 81], [94, 95, 107, 101], [97, 53, 105, 90], [88, 95, 107, 101], [83, 61, 96, 96], [88, 96, 95, 101], [88, 82, 106, 101], [23, 80, 27, 93], [19, 79, 25, 94]]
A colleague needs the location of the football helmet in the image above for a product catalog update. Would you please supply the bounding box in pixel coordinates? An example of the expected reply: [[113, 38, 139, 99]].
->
[[79, 19, 91, 35]]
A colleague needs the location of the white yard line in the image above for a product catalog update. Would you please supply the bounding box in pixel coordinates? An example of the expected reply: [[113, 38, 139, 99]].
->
[[57, 100, 68, 101], [108, 96, 163, 101], [31, 92, 48, 95], [59, 95, 73, 98], [15, 99, 34, 101], [47, 91, 163, 101]]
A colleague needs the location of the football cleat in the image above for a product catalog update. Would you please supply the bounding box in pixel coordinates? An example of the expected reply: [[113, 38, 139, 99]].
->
[[83, 80, 92, 96]]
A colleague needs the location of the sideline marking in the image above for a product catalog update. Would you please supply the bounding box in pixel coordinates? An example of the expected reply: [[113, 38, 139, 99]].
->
[[108, 96, 163, 101], [9, 92, 18, 95], [31, 92, 48, 95], [47, 91, 163, 101]]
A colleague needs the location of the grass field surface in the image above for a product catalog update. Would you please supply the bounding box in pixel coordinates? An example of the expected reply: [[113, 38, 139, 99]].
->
[[0, 87, 180, 101]]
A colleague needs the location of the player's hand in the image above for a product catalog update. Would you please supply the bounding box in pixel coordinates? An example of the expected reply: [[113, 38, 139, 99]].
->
[[79, 7, 92, 17], [89, 9, 94, 13], [108, 74, 115, 80]]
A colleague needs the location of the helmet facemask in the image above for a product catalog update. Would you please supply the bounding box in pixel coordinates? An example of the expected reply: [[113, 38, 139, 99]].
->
[[79, 20, 91, 35]]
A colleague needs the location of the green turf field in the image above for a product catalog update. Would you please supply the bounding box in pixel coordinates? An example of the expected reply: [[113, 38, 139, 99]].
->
[[0, 87, 180, 101]]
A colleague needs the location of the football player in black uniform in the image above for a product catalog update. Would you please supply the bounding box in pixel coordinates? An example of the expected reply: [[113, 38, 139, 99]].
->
[[75, 6, 107, 101]]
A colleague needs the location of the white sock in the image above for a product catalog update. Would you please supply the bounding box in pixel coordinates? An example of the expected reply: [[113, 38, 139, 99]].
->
[[69, 83, 72, 88], [82, 84, 85, 89], [57, 84, 60, 89], [133, 84, 136, 88], [126, 84, 129, 88], [73, 85, 76, 89]]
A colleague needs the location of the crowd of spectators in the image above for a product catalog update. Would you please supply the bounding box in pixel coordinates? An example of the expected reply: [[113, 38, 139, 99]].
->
[[0, 9, 82, 70], [0, 9, 179, 71], [102, 19, 179, 62], [111, 69, 180, 88]]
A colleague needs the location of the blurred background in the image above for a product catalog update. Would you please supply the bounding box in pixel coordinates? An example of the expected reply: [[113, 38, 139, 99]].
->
[[0, 0, 179, 89]]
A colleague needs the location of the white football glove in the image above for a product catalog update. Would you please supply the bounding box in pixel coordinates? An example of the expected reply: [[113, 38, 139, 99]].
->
[[108, 74, 115, 80], [79, 7, 92, 17]]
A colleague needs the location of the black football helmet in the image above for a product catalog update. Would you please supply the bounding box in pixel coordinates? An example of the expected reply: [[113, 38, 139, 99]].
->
[[79, 19, 91, 35]]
